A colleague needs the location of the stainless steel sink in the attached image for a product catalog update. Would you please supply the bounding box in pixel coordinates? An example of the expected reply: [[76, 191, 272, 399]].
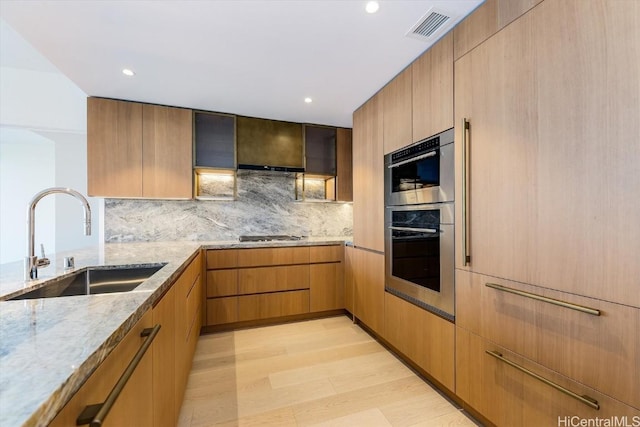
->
[[9, 264, 166, 300]]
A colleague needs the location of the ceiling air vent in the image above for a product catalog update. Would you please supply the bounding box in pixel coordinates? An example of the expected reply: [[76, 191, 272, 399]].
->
[[406, 8, 454, 41]]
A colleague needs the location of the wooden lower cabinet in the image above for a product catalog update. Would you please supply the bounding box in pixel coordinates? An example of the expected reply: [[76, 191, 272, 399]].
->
[[352, 247, 385, 336], [344, 246, 354, 314], [204, 245, 345, 326], [206, 296, 238, 325], [385, 293, 455, 391], [457, 269, 640, 409], [310, 263, 344, 312], [238, 290, 310, 321], [238, 265, 309, 294], [50, 311, 154, 427], [152, 287, 176, 427], [456, 328, 640, 426], [175, 253, 202, 418]]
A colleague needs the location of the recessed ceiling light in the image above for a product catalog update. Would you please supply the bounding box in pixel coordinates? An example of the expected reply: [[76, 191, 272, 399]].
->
[[122, 68, 135, 77], [365, 1, 379, 14], [304, 97, 313, 104]]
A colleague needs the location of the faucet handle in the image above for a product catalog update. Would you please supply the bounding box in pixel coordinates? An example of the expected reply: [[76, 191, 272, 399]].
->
[[37, 244, 50, 268]]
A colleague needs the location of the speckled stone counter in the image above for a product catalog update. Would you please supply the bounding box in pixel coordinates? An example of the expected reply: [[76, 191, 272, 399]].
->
[[0, 238, 347, 427]]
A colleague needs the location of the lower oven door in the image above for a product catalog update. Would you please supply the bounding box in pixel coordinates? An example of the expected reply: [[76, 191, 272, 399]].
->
[[385, 203, 455, 321]]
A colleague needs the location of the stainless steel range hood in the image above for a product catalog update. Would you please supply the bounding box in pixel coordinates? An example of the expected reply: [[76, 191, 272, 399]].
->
[[236, 116, 304, 172]]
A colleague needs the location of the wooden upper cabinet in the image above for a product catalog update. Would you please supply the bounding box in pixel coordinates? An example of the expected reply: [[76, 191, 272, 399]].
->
[[335, 128, 353, 202], [454, 9, 537, 280], [382, 67, 412, 154], [142, 104, 193, 199], [453, 0, 542, 60], [87, 98, 143, 197], [412, 31, 453, 142], [454, 0, 640, 307], [352, 92, 384, 252], [87, 98, 193, 199]]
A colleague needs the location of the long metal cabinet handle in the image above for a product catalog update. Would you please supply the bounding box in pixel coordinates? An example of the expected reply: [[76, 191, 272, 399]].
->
[[486, 350, 600, 410], [485, 282, 601, 316], [77, 324, 161, 426], [461, 118, 471, 265]]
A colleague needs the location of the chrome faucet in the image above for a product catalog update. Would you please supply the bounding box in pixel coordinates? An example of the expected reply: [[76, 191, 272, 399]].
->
[[25, 187, 92, 280]]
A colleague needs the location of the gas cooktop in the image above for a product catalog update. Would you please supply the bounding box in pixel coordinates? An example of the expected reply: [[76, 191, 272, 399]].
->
[[238, 235, 306, 242]]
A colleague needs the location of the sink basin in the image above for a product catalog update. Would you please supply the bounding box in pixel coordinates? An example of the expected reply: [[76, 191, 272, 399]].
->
[[9, 264, 166, 300]]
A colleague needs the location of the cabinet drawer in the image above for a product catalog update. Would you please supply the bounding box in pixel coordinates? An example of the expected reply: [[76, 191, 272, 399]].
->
[[309, 245, 343, 263], [206, 270, 238, 297], [456, 270, 640, 408], [238, 290, 310, 321], [236, 247, 310, 267], [206, 249, 239, 269], [206, 297, 238, 325], [238, 265, 309, 295], [456, 328, 640, 425]]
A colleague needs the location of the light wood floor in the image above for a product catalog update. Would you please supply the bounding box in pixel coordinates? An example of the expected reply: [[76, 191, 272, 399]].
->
[[178, 315, 479, 427]]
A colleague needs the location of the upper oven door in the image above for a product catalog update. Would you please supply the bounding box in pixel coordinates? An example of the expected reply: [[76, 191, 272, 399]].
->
[[384, 128, 454, 206]]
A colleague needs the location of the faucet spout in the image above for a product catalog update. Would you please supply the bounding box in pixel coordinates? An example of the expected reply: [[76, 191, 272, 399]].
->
[[25, 187, 92, 280]]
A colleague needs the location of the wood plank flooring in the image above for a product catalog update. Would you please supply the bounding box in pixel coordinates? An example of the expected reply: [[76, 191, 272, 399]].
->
[[178, 316, 478, 426]]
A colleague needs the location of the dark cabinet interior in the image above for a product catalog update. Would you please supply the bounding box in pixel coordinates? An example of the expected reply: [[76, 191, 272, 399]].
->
[[194, 112, 235, 169], [305, 125, 336, 176]]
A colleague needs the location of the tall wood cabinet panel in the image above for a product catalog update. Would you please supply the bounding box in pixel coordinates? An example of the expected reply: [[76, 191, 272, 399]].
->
[[336, 128, 353, 202], [453, 0, 542, 60], [412, 31, 454, 142], [352, 93, 384, 252], [455, 0, 640, 307], [456, 328, 640, 426], [454, 8, 538, 283], [49, 311, 154, 427], [87, 97, 143, 197], [382, 67, 412, 154], [532, 0, 640, 307], [352, 247, 385, 336], [385, 293, 455, 391], [142, 104, 193, 199]]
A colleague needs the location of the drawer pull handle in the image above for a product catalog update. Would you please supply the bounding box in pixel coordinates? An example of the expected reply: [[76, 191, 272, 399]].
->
[[76, 324, 161, 426], [486, 350, 600, 410], [485, 283, 600, 316]]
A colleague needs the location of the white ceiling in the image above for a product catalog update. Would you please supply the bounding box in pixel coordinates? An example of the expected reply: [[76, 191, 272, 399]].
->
[[0, 0, 482, 128]]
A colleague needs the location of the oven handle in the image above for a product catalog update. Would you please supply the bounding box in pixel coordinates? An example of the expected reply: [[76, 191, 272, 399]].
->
[[388, 226, 439, 234], [387, 150, 437, 168]]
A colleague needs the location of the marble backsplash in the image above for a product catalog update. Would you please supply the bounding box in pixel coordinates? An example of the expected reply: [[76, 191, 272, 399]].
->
[[104, 171, 353, 242]]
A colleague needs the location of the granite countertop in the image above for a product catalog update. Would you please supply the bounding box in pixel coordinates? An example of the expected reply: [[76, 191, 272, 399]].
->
[[0, 238, 348, 427]]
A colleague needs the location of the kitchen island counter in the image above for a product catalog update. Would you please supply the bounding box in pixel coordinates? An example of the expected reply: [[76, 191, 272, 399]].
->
[[0, 238, 348, 427]]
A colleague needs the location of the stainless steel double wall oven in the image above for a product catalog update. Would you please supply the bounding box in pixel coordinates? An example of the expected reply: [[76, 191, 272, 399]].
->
[[384, 128, 455, 321]]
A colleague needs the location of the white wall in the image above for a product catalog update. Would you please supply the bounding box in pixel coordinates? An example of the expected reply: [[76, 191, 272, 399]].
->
[[49, 131, 99, 253], [0, 23, 99, 264], [0, 129, 56, 263], [0, 66, 86, 132]]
